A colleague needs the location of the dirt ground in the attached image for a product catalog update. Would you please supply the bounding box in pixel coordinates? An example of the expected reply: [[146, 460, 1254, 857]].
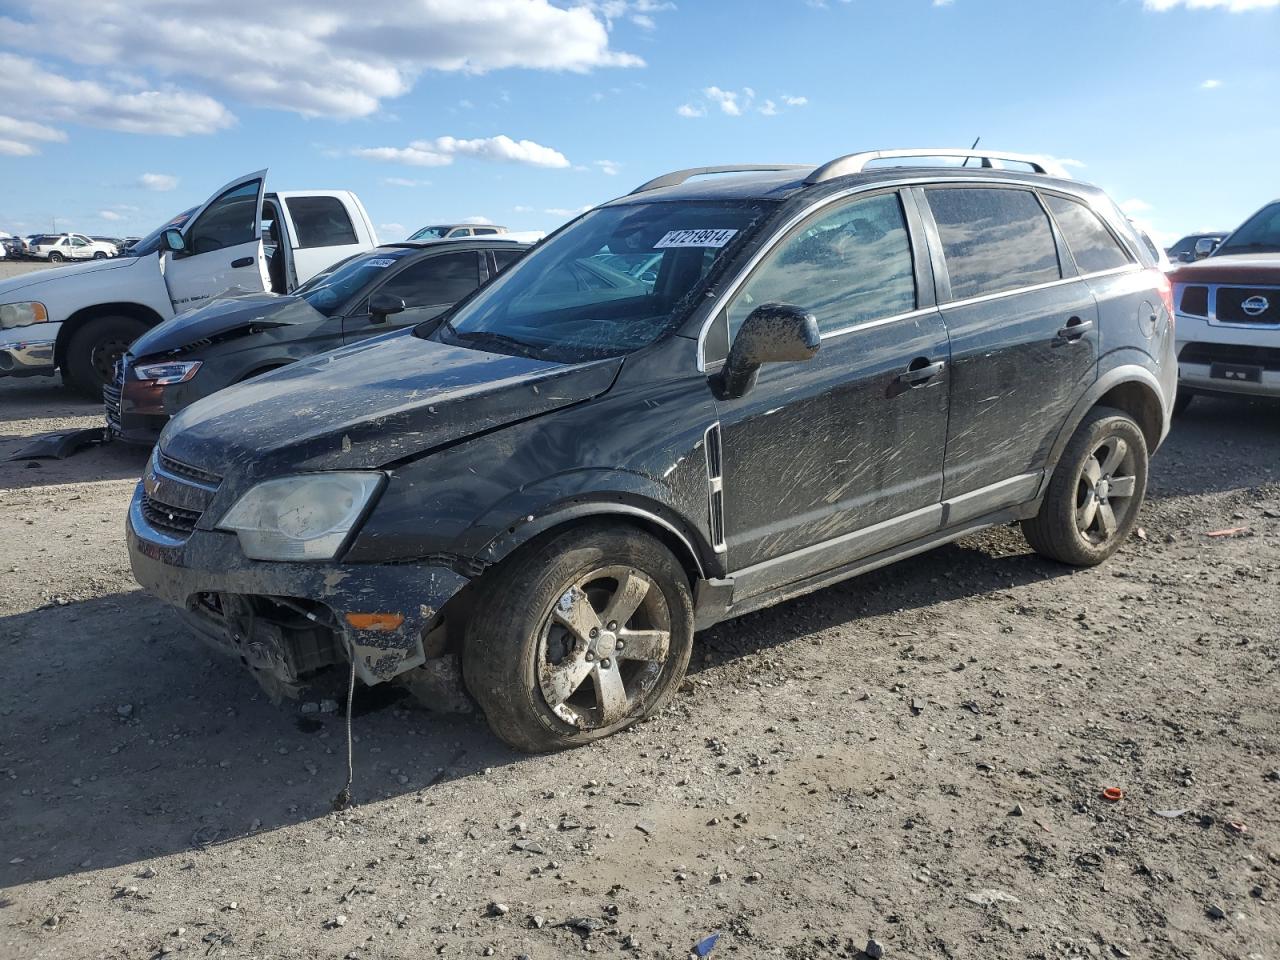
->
[[1, 348, 1278, 960]]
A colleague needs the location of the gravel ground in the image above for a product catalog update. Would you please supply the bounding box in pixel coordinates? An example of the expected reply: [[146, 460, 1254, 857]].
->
[[1, 359, 1278, 960]]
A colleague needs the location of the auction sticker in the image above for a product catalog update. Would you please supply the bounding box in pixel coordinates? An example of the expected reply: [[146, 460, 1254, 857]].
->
[[363, 258, 397, 268], [654, 228, 738, 249]]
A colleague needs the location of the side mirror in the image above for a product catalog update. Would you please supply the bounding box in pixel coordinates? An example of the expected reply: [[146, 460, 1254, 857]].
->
[[162, 229, 186, 254], [368, 292, 406, 323], [719, 303, 820, 399], [1193, 238, 1219, 260]]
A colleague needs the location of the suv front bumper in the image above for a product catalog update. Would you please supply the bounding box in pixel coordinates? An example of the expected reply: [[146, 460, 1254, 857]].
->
[[126, 483, 471, 694], [1176, 313, 1280, 398]]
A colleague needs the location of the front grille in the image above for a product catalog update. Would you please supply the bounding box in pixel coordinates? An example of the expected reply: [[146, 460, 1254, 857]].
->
[[157, 451, 222, 487], [1180, 342, 1280, 371], [1178, 285, 1209, 317], [1216, 287, 1280, 325], [141, 493, 203, 537], [103, 363, 124, 430]]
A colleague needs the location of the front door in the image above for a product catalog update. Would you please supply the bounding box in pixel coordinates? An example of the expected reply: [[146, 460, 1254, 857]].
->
[[162, 170, 269, 313], [342, 249, 487, 344], [713, 190, 951, 592], [920, 185, 1099, 501]]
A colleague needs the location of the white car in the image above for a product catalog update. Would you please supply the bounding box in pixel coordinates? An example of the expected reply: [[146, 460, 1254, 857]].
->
[[30, 233, 119, 263], [0, 169, 379, 397]]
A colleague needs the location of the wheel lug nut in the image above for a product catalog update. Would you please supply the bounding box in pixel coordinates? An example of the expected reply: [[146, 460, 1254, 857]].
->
[[607, 621, 617, 631], [589, 627, 599, 638], [601, 659, 612, 669], [615, 639, 625, 649]]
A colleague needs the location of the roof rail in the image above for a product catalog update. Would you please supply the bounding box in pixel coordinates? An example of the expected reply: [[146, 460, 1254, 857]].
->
[[630, 164, 811, 195], [805, 149, 1070, 185]]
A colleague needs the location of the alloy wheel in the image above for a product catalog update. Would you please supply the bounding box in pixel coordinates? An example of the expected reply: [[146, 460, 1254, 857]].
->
[[537, 565, 672, 730], [1075, 436, 1138, 545]]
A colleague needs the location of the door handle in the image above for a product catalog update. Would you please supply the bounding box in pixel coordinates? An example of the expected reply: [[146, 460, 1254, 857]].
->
[[1056, 316, 1093, 341], [230, 256, 255, 268], [897, 359, 945, 385]]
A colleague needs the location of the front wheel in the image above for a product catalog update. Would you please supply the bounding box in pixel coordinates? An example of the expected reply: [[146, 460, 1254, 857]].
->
[[1021, 407, 1148, 566], [48, 252, 63, 263], [64, 315, 147, 400], [463, 524, 694, 752], [93, 251, 108, 260], [1173, 388, 1195, 416]]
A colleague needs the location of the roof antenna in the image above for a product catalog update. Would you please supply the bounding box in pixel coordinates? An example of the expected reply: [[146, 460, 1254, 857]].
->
[[961, 136, 981, 168]]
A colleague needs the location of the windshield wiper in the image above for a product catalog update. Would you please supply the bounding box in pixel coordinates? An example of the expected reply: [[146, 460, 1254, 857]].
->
[[448, 330, 547, 359]]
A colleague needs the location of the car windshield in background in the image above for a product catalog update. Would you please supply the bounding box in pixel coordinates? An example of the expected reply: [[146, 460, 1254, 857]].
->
[[431, 200, 774, 363], [294, 248, 419, 316], [1217, 202, 1280, 256], [409, 226, 450, 240], [127, 208, 197, 256]]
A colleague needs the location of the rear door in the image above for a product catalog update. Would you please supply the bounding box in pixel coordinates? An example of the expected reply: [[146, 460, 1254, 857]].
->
[[921, 184, 1098, 505], [714, 189, 951, 591], [341, 249, 486, 344], [279, 194, 365, 286], [163, 170, 268, 312]]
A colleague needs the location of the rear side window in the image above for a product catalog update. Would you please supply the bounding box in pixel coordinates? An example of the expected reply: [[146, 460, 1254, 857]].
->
[[1044, 194, 1131, 273], [927, 187, 1061, 300], [380, 251, 481, 307], [285, 196, 358, 249], [726, 192, 917, 336], [493, 249, 523, 272]]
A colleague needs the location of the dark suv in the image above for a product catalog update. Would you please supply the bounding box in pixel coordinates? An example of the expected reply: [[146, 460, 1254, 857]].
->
[[127, 148, 1176, 752]]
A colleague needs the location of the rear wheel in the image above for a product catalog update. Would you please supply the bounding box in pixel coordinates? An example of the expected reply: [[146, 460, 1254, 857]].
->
[[48, 251, 63, 263], [1021, 407, 1148, 566], [463, 524, 694, 752], [64, 315, 147, 400]]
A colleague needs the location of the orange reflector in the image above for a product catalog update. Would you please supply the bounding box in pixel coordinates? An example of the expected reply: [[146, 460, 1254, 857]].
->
[[345, 612, 405, 632]]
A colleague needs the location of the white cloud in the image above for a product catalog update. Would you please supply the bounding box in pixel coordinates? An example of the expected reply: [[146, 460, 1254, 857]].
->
[[355, 135, 570, 169], [98, 209, 125, 222], [1201, 78, 1223, 88], [0, 113, 66, 156], [759, 99, 778, 116], [1052, 157, 1087, 169], [681, 87, 808, 119], [1121, 198, 1153, 214], [461, 216, 494, 225], [676, 103, 705, 118], [383, 177, 429, 187], [595, 159, 621, 175], [379, 222, 406, 236], [705, 85, 743, 116], [544, 205, 594, 217], [138, 172, 178, 191], [0, 139, 37, 156], [0, 53, 234, 136], [933, 0, 954, 6], [1145, 0, 1278, 10], [0, 1, 645, 121], [513, 205, 536, 213]]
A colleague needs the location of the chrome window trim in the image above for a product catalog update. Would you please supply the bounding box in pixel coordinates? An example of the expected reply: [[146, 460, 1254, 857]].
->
[[696, 175, 1141, 371]]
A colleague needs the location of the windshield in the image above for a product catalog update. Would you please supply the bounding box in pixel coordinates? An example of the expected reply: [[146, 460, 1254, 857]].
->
[[127, 208, 197, 256], [295, 247, 419, 316], [1217, 202, 1280, 256], [431, 200, 773, 363], [409, 226, 450, 240]]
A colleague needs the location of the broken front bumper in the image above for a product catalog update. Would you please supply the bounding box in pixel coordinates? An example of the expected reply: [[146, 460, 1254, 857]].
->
[[126, 483, 470, 694]]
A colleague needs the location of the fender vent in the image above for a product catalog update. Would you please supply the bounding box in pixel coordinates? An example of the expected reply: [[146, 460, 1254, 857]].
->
[[704, 422, 726, 553]]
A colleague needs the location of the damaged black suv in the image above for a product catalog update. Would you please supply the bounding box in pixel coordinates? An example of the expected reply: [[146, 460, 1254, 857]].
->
[[128, 148, 1176, 752]]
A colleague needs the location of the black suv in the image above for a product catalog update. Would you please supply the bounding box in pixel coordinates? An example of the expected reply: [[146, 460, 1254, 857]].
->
[[128, 148, 1176, 752]]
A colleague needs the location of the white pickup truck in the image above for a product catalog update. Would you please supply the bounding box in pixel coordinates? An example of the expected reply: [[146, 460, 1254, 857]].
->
[[0, 170, 378, 397]]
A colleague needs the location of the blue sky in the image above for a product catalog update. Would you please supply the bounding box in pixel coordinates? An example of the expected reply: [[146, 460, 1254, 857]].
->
[[0, 0, 1276, 246]]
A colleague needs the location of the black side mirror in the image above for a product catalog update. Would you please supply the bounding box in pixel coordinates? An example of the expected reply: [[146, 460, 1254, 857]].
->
[[1193, 238, 1218, 260], [161, 229, 186, 254], [719, 303, 820, 399], [368, 292, 406, 323]]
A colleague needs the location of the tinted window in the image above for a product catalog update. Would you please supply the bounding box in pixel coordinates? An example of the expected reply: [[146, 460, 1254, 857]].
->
[[286, 196, 358, 249], [126, 208, 196, 257], [380, 252, 481, 308], [473, 227, 499, 236], [1217, 201, 1280, 256], [493, 249, 524, 272], [927, 188, 1061, 299], [297, 247, 419, 316], [726, 192, 916, 336], [409, 226, 450, 240], [1044, 195, 1131, 273], [187, 180, 261, 255]]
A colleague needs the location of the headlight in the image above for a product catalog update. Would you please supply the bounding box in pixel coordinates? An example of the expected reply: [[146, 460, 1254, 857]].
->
[[217, 473, 384, 561], [0, 301, 49, 329], [134, 360, 202, 385]]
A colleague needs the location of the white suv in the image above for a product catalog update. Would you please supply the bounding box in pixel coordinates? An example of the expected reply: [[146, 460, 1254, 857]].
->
[[31, 234, 118, 262]]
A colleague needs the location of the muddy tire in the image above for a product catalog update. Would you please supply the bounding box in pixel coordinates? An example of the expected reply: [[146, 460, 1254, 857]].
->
[[1173, 388, 1195, 416], [64, 315, 147, 400], [1022, 407, 1148, 567], [463, 523, 694, 753]]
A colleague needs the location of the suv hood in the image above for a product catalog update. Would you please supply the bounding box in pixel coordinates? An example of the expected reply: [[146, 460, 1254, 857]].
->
[[1171, 251, 1280, 285], [131, 292, 322, 358], [159, 332, 622, 479], [0, 254, 143, 298]]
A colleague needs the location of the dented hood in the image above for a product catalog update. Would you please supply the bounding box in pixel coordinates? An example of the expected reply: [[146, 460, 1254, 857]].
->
[[131, 292, 322, 358], [159, 330, 622, 478]]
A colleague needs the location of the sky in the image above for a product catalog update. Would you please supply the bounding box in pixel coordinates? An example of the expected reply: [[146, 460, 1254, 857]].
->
[[0, 0, 1277, 247]]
